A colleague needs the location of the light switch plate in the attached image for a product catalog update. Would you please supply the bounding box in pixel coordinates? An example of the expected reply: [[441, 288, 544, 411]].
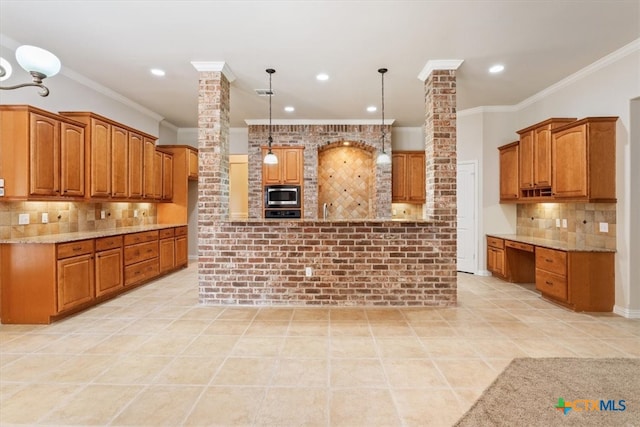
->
[[0, 178, 5, 187], [41, 213, 48, 224], [101, 210, 106, 219], [555, 218, 561, 227], [599, 222, 609, 233], [562, 219, 568, 228], [18, 213, 29, 225], [305, 267, 313, 277]]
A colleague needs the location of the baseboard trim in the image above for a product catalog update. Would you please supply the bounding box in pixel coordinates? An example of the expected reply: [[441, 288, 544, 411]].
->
[[613, 305, 640, 319], [475, 270, 492, 277]]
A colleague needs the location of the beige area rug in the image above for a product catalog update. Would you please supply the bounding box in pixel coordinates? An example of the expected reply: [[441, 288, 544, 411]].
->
[[455, 358, 640, 427]]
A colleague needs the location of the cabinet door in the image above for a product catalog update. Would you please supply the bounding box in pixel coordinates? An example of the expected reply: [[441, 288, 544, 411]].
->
[[60, 121, 85, 197], [533, 126, 552, 187], [162, 152, 173, 200], [29, 113, 60, 196], [95, 248, 123, 297], [552, 125, 588, 198], [391, 153, 407, 202], [487, 247, 505, 277], [90, 118, 111, 197], [188, 149, 198, 179], [262, 147, 282, 185], [281, 148, 302, 184], [128, 133, 144, 198], [519, 130, 534, 189], [57, 254, 94, 312], [499, 143, 519, 201], [153, 150, 163, 199], [143, 138, 156, 198], [406, 153, 425, 203], [175, 235, 188, 267], [111, 125, 128, 198], [159, 238, 175, 273]]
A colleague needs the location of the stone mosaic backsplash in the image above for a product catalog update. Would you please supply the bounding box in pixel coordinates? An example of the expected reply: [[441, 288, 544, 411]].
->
[[0, 201, 157, 240], [516, 203, 616, 250]]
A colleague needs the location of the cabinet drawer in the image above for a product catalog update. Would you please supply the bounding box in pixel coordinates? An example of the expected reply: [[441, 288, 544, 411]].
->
[[95, 235, 123, 251], [124, 230, 158, 246], [57, 240, 94, 259], [535, 269, 568, 302], [505, 240, 534, 252], [536, 247, 567, 276], [124, 241, 158, 266], [159, 228, 175, 239], [174, 226, 188, 237], [487, 237, 504, 249], [124, 258, 159, 286]]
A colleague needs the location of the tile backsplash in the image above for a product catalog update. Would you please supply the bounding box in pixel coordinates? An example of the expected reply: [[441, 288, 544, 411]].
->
[[0, 202, 157, 240], [517, 203, 616, 249]]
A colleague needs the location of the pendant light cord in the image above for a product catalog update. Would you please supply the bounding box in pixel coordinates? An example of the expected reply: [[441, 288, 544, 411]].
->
[[268, 70, 273, 146], [379, 68, 388, 153]]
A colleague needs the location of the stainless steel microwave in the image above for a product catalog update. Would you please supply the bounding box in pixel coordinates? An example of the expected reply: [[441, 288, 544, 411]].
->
[[264, 185, 301, 208]]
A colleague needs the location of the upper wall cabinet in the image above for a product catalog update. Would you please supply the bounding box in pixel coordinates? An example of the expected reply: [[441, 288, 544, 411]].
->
[[498, 142, 519, 203], [262, 146, 304, 185], [551, 117, 617, 202], [0, 105, 86, 200], [516, 118, 576, 201], [392, 151, 425, 204]]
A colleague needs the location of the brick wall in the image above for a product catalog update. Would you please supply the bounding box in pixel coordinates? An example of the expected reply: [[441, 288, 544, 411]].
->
[[248, 125, 392, 220]]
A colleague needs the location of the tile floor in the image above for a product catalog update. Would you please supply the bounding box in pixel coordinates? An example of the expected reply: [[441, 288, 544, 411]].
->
[[1, 262, 639, 426]]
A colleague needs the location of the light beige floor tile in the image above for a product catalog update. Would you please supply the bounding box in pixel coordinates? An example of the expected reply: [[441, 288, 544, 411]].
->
[[179, 306, 225, 320], [473, 308, 520, 322], [366, 308, 405, 322], [287, 320, 329, 336], [202, 319, 250, 335], [330, 308, 368, 321], [369, 321, 414, 337], [35, 332, 110, 354], [254, 307, 294, 321], [330, 388, 401, 426], [560, 338, 628, 357], [0, 333, 63, 353], [434, 359, 498, 389], [466, 338, 528, 359], [42, 384, 142, 425], [271, 358, 328, 387], [212, 357, 277, 386], [488, 320, 548, 338], [512, 339, 579, 357], [600, 338, 640, 356], [0, 381, 25, 402], [94, 355, 171, 384], [281, 336, 329, 358], [0, 383, 79, 424], [82, 334, 149, 355], [376, 337, 429, 359], [243, 320, 290, 336], [111, 385, 203, 426], [330, 321, 372, 336], [330, 358, 387, 387], [184, 387, 266, 426], [161, 318, 212, 335], [410, 321, 458, 337], [292, 308, 330, 321], [217, 307, 259, 321], [421, 338, 480, 358], [116, 317, 175, 334], [383, 359, 448, 388], [153, 356, 224, 385], [38, 354, 113, 383], [393, 388, 465, 427], [132, 334, 196, 356], [256, 387, 328, 426], [0, 352, 22, 367], [232, 336, 284, 357], [0, 353, 71, 382], [331, 336, 378, 358], [484, 358, 514, 373], [401, 308, 447, 322], [179, 334, 237, 356]]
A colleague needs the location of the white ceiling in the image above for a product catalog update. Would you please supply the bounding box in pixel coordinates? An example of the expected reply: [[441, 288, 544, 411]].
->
[[1, 1, 639, 128]]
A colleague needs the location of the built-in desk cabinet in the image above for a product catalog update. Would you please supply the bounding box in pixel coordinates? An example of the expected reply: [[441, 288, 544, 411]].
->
[[0, 226, 188, 324], [486, 237, 506, 279]]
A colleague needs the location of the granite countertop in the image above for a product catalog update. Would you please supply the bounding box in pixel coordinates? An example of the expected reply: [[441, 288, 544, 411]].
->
[[0, 224, 187, 244], [487, 234, 616, 253]]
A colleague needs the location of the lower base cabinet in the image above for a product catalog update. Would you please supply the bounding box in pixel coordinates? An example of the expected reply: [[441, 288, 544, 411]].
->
[[0, 226, 187, 324]]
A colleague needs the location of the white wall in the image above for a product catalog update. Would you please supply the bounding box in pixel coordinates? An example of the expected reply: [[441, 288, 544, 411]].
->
[[391, 127, 423, 151], [460, 41, 640, 316]]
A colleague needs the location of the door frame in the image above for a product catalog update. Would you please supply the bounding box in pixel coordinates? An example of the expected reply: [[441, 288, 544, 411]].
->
[[457, 160, 479, 274]]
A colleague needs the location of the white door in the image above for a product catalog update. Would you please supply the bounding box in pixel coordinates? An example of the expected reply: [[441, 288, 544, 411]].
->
[[457, 161, 477, 273]]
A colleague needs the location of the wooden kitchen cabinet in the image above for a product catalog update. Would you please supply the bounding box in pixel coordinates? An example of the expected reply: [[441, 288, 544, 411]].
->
[[175, 226, 188, 268], [262, 146, 304, 185], [128, 132, 144, 198], [392, 152, 425, 203], [95, 236, 124, 297], [161, 151, 173, 200], [159, 228, 176, 273], [517, 118, 576, 200], [56, 240, 95, 313], [551, 117, 617, 202], [157, 145, 197, 224], [0, 105, 86, 200], [110, 125, 129, 198], [143, 137, 157, 199], [498, 141, 519, 202], [124, 230, 159, 286], [486, 236, 506, 279], [88, 117, 112, 197], [188, 148, 198, 180], [535, 247, 614, 311]]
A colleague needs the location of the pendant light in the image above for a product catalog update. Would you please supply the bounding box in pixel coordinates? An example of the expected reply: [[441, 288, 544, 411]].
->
[[376, 67, 391, 165], [263, 68, 278, 165]]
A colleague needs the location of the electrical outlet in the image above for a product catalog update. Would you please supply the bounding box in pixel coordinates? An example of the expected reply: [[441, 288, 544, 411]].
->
[[100, 210, 106, 219], [555, 218, 561, 228], [41, 213, 48, 224], [305, 267, 313, 277], [562, 219, 568, 228], [134, 210, 138, 218], [599, 222, 609, 233], [0, 178, 4, 187], [18, 213, 29, 225]]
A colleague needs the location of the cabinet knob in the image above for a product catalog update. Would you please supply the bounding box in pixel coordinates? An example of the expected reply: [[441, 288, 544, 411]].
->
[[545, 280, 553, 285]]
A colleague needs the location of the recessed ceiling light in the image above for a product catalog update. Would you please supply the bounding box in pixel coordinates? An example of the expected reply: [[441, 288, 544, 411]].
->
[[316, 73, 329, 81], [489, 64, 505, 74], [367, 106, 377, 112], [284, 106, 295, 112], [150, 68, 166, 77]]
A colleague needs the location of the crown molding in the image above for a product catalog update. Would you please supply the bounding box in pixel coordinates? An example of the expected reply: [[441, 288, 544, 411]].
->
[[191, 61, 237, 82], [244, 119, 396, 126], [417, 59, 464, 81], [458, 105, 518, 117], [160, 119, 179, 132]]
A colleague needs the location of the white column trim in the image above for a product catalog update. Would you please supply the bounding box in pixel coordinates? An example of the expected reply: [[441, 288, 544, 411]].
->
[[191, 61, 237, 82], [418, 59, 464, 82]]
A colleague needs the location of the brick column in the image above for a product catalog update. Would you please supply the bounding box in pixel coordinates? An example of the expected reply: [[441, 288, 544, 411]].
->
[[419, 59, 463, 301], [192, 62, 235, 302]]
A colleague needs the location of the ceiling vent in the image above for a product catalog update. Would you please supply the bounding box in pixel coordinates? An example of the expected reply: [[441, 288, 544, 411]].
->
[[255, 89, 274, 96]]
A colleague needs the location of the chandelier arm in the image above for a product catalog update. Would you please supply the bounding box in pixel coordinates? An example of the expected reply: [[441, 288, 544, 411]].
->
[[0, 81, 49, 97]]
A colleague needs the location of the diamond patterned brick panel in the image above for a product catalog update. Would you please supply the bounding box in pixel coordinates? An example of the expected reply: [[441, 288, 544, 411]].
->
[[318, 145, 373, 220]]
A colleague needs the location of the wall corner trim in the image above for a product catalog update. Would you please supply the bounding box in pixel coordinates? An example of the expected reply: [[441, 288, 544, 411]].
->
[[191, 61, 237, 82], [613, 305, 640, 319], [417, 59, 464, 81]]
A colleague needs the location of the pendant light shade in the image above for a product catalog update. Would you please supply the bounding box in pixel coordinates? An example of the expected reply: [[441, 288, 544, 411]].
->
[[263, 68, 278, 165], [376, 68, 391, 165], [0, 45, 61, 97]]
